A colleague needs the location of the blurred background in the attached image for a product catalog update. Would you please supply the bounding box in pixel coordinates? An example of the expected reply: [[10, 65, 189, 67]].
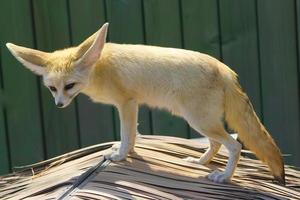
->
[[0, 0, 300, 175]]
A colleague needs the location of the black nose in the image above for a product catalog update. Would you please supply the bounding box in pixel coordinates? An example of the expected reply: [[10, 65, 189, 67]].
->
[[56, 102, 64, 108]]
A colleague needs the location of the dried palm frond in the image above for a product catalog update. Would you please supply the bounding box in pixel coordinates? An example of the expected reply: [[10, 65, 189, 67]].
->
[[0, 135, 299, 200]]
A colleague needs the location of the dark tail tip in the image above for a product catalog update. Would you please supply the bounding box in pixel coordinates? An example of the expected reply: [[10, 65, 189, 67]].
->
[[275, 175, 285, 186], [275, 167, 286, 186]]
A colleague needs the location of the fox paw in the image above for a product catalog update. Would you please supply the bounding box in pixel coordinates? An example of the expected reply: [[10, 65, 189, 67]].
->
[[111, 143, 121, 152], [183, 157, 201, 164], [183, 156, 208, 165], [104, 151, 127, 162], [111, 143, 135, 153], [207, 170, 231, 183]]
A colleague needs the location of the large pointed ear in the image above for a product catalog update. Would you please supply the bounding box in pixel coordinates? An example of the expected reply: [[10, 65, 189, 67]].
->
[[6, 43, 49, 76], [75, 23, 109, 69]]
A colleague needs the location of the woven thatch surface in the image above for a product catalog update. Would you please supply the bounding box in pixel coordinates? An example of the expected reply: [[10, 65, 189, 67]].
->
[[0, 135, 300, 200]]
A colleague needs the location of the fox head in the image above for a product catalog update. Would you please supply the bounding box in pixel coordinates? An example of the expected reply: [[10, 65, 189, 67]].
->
[[6, 23, 109, 108]]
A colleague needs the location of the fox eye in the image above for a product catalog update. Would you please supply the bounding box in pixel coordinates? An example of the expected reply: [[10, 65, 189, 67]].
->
[[64, 83, 76, 90], [49, 86, 57, 92]]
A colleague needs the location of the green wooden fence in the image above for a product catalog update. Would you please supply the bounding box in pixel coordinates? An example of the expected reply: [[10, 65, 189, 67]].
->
[[0, 0, 300, 175]]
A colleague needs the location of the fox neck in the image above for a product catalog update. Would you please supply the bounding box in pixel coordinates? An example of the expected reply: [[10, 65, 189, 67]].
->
[[80, 48, 116, 105]]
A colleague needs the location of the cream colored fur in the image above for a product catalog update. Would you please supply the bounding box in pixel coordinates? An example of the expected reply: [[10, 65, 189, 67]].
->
[[6, 23, 285, 184]]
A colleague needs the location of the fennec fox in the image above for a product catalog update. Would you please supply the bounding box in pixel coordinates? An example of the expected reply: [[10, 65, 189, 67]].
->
[[6, 23, 285, 184]]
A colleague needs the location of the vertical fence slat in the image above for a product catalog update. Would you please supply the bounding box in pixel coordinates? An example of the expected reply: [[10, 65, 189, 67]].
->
[[143, 0, 189, 138], [32, 0, 80, 158], [257, 0, 300, 166], [181, 0, 220, 57], [68, 0, 116, 146], [0, 48, 10, 174], [219, 0, 262, 119], [296, 0, 300, 167], [181, 0, 220, 138], [0, 0, 44, 168], [0, 109, 9, 174], [106, 0, 152, 138]]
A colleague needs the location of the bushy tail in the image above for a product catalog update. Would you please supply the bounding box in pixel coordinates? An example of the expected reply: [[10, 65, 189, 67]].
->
[[222, 69, 285, 184]]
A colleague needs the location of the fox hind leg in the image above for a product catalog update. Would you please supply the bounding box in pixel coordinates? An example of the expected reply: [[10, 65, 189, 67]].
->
[[181, 101, 241, 183], [183, 139, 221, 165], [204, 129, 242, 183], [192, 125, 241, 183]]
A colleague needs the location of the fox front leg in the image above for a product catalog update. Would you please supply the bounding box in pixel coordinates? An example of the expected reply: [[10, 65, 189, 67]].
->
[[105, 99, 138, 161]]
